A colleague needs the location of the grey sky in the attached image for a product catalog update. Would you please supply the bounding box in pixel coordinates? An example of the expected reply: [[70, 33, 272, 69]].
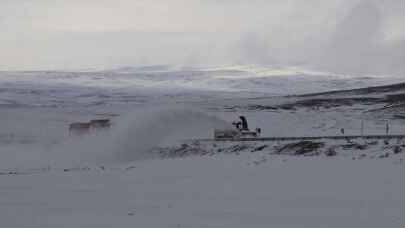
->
[[0, 0, 404, 74]]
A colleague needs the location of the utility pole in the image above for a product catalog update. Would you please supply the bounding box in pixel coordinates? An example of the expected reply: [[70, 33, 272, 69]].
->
[[361, 120, 364, 136]]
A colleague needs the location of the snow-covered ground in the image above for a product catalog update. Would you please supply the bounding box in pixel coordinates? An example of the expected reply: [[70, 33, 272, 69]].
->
[[2, 154, 405, 228], [1, 65, 405, 227]]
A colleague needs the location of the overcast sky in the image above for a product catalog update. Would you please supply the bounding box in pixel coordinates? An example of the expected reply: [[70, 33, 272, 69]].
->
[[1, 0, 404, 74]]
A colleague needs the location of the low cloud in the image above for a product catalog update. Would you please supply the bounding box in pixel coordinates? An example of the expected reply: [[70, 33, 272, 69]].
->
[[0, 0, 404, 75]]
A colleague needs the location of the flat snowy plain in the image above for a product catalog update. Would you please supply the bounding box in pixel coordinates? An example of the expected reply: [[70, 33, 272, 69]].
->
[[1, 66, 405, 227]]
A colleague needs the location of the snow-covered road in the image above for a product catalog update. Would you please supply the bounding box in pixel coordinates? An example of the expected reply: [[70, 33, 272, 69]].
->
[[1, 155, 404, 228]]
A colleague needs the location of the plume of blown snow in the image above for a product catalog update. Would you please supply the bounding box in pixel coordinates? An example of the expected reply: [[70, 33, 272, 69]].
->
[[1, 106, 230, 169]]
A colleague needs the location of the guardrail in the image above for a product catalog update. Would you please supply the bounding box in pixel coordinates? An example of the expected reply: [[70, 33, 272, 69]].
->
[[193, 135, 405, 142]]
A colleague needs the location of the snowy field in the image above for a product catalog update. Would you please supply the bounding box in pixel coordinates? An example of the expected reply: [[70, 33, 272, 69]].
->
[[1, 66, 405, 227]]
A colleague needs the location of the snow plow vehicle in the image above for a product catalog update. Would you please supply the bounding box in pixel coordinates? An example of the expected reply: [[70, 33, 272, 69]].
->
[[214, 116, 261, 141]]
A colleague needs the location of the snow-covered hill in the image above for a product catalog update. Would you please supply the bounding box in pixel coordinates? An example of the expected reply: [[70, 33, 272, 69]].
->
[[1, 65, 404, 108]]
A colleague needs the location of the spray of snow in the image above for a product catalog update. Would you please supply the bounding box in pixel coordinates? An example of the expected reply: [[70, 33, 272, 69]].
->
[[96, 106, 230, 162], [0, 106, 229, 169]]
